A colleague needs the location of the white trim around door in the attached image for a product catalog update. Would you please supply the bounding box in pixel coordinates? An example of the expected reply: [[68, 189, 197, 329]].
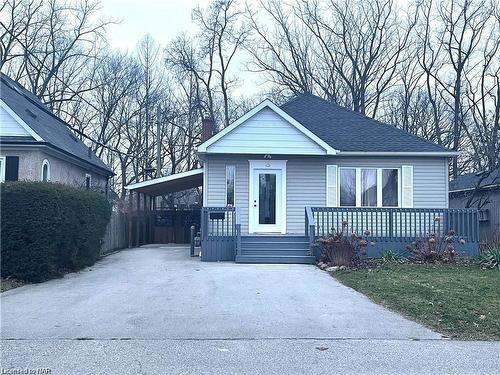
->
[[248, 160, 287, 234]]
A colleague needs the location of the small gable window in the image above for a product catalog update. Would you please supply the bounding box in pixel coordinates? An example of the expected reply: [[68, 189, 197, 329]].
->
[[41, 159, 50, 182], [85, 173, 92, 190]]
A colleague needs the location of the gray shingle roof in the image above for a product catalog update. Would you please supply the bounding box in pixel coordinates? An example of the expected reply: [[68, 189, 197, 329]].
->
[[0, 73, 113, 174], [280, 93, 450, 153], [449, 168, 500, 192]]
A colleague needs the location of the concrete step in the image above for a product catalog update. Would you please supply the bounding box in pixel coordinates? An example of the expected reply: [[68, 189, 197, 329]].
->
[[235, 255, 316, 264]]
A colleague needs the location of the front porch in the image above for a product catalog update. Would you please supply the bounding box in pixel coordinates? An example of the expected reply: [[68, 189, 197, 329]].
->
[[201, 206, 480, 263]]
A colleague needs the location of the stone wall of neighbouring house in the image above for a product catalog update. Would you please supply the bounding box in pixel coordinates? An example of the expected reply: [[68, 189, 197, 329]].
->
[[0, 148, 108, 192]]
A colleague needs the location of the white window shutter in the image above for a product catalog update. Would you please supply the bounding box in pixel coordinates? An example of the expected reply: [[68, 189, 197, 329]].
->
[[326, 165, 338, 207], [401, 165, 414, 208]]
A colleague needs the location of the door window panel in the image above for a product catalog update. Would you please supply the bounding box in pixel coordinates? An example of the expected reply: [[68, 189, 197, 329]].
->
[[259, 173, 276, 224]]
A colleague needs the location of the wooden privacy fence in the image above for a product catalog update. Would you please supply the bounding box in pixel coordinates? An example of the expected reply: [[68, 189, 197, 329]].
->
[[101, 210, 129, 255], [99, 204, 203, 255], [200, 207, 240, 261], [153, 209, 201, 243], [306, 206, 480, 256]]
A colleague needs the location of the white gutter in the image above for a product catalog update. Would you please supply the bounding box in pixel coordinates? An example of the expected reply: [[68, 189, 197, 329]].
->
[[337, 151, 460, 157]]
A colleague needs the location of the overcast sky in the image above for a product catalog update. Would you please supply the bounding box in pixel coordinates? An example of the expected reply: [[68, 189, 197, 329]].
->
[[99, 0, 410, 97], [100, 0, 201, 51], [100, 0, 410, 51]]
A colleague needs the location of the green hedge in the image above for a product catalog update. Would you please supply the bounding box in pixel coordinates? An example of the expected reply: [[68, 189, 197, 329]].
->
[[1, 182, 111, 282]]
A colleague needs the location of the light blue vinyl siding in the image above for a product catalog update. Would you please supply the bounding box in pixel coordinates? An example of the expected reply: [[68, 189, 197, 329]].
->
[[206, 108, 326, 155], [205, 155, 449, 234]]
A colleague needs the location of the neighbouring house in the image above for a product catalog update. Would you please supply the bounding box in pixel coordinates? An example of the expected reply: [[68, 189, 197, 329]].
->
[[449, 168, 500, 243], [0, 73, 113, 192], [125, 94, 480, 262]]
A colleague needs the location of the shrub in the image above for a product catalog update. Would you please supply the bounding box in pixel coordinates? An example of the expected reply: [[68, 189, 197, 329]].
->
[[406, 230, 458, 263], [315, 221, 369, 266], [479, 246, 500, 270], [1, 182, 111, 282], [380, 250, 407, 264]]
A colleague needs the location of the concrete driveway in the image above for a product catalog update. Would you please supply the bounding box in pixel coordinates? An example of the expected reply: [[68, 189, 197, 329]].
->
[[1, 244, 437, 340], [2, 245, 500, 374]]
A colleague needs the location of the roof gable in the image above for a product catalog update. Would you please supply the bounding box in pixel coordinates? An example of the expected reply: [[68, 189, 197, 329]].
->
[[198, 100, 337, 155], [199, 94, 455, 156], [0, 103, 35, 138], [0, 73, 113, 174]]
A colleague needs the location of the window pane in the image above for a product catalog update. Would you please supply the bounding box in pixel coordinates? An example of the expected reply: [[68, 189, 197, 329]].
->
[[42, 164, 48, 182], [382, 169, 398, 207], [361, 169, 377, 206], [340, 169, 356, 206], [226, 165, 235, 206]]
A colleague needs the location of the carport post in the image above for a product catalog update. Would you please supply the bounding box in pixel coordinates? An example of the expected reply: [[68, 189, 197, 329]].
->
[[128, 191, 133, 248], [136, 192, 141, 245], [190, 225, 196, 257], [150, 195, 155, 243]]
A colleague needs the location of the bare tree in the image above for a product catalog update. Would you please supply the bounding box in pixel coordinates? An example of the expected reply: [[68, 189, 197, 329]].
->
[[1, 0, 114, 114], [193, 0, 249, 127], [246, 0, 315, 96], [418, 0, 494, 177]]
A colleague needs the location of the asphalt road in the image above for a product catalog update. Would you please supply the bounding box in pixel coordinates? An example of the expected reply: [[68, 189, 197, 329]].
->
[[1, 245, 499, 374]]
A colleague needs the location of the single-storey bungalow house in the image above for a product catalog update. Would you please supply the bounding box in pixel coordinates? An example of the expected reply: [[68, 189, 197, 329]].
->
[[449, 168, 500, 242], [0, 73, 113, 192], [126, 94, 480, 262]]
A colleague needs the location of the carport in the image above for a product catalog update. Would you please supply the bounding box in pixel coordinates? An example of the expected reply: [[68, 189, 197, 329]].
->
[[124, 168, 203, 248]]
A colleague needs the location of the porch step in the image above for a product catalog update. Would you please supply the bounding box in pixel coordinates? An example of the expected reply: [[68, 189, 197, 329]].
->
[[241, 242, 309, 250], [241, 235, 308, 242], [237, 235, 312, 264], [235, 255, 315, 264]]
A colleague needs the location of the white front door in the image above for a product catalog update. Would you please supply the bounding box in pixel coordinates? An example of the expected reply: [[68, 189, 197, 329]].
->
[[249, 160, 286, 234]]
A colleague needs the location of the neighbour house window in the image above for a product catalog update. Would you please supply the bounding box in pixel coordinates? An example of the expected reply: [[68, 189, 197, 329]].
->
[[382, 169, 399, 207], [41, 159, 50, 182], [339, 168, 356, 206], [336, 167, 402, 207], [0, 157, 5, 182], [226, 165, 235, 206], [4, 156, 19, 181], [361, 169, 377, 207], [85, 174, 92, 190]]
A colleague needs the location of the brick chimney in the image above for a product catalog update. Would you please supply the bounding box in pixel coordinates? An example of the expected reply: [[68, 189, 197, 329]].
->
[[201, 117, 214, 143]]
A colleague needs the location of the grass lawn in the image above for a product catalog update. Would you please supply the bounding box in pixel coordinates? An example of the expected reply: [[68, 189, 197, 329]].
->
[[0, 278, 24, 293], [333, 263, 500, 340]]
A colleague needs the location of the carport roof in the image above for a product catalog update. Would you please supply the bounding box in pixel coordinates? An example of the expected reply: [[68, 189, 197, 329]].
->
[[125, 168, 203, 196]]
